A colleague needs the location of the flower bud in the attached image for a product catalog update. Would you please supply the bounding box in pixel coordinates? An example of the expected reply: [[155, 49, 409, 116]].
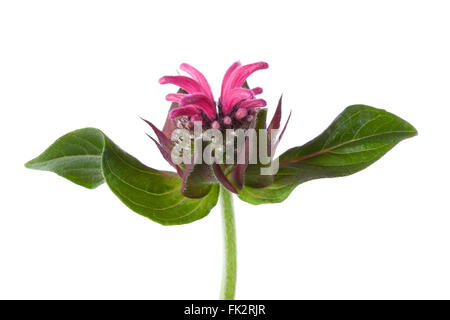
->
[[211, 121, 220, 129], [223, 116, 232, 125], [235, 108, 248, 120]]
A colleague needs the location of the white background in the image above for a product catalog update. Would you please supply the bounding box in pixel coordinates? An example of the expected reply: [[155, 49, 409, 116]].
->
[[1, 0, 449, 299]]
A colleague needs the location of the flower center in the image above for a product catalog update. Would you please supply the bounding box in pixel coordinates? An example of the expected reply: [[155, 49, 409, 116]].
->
[[175, 102, 258, 132]]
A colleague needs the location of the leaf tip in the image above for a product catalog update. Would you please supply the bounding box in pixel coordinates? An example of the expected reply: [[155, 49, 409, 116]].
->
[[24, 158, 37, 169], [411, 124, 419, 136]]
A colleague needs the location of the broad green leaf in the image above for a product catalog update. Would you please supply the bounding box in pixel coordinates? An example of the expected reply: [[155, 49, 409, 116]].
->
[[25, 128, 105, 189], [238, 105, 417, 204], [25, 128, 219, 225]]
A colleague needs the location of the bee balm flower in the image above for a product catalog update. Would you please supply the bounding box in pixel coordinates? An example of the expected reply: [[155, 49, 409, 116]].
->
[[144, 61, 286, 198]]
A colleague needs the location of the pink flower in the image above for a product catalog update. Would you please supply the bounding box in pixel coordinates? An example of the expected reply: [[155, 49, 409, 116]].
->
[[144, 61, 288, 197], [159, 61, 268, 129]]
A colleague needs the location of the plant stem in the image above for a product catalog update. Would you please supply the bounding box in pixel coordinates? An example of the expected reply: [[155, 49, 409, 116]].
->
[[219, 185, 237, 300]]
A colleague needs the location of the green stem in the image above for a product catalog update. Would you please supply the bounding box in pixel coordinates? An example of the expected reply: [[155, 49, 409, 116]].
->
[[219, 185, 237, 300]]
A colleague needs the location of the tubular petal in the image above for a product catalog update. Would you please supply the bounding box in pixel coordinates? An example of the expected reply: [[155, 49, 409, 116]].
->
[[239, 99, 267, 110], [165, 93, 185, 102], [159, 75, 203, 94], [180, 94, 217, 119], [251, 87, 263, 95], [221, 61, 242, 98], [180, 63, 214, 101], [222, 88, 254, 114], [169, 106, 201, 119], [228, 62, 269, 89], [190, 114, 203, 123]]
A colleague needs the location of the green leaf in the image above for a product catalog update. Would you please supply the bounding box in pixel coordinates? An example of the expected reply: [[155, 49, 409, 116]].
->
[[238, 105, 417, 204], [25, 128, 105, 189], [25, 128, 219, 225]]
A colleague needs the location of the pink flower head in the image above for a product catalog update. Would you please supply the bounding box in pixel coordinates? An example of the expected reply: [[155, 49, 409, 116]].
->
[[145, 61, 289, 196], [159, 61, 268, 129]]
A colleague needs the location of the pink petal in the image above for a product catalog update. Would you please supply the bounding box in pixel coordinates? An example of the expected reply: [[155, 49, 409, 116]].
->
[[162, 96, 180, 138], [169, 106, 200, 119], [222, 88, 253, 114], [229, 62, 269, 89], [159, 75, 203, 94], [180, 94, 217, 119], [251, 87, 263, 95], [238, 99, 267, 110], [220, 61, 241, 99], [190, 114, 203, 123], [180, 63, 214, 101], [165, 93, 185, 102]]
